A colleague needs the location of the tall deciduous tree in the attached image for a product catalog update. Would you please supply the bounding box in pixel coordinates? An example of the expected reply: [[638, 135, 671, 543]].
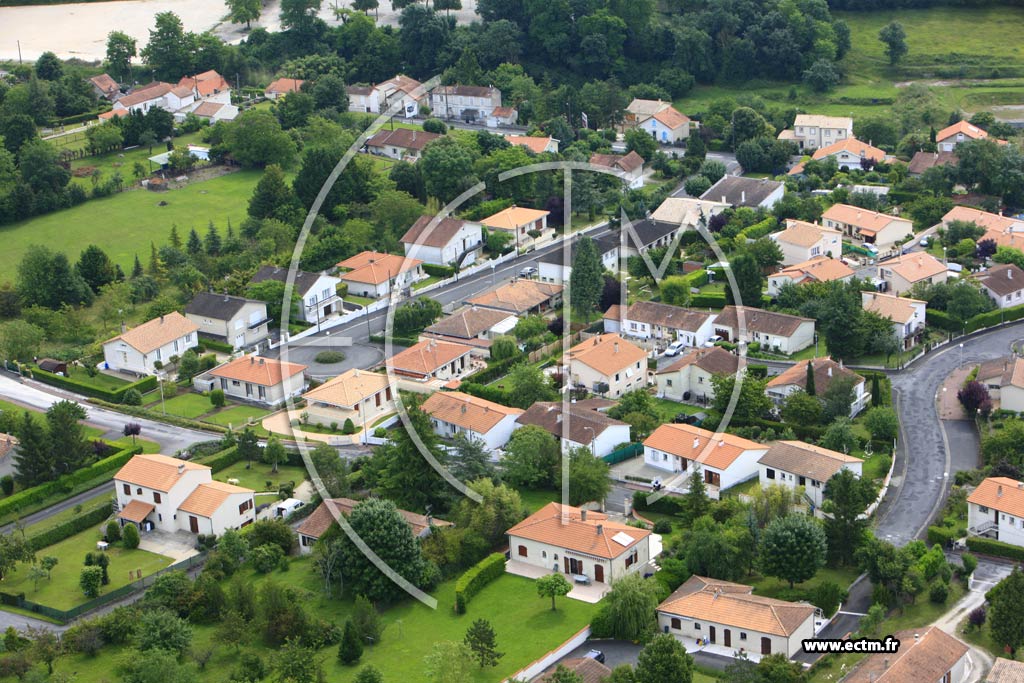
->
[[507, 362, 557, 408], [226, 110, 298, 168], [500, 424, 559, 489], [822, 468, 875, 566], [556, 447, 611, 506], [878, 22, 908, 66], [17, 246, 94, 310], [364, 404, 450, 513], [105, 31, 137, 83], [226, 0, 261, 28], [635, 633, 693, 683], [536, 573, 572, 611], [419, 137, 479, 204], [423, 640, 475, 683], [141, 12, 193, 81], [594, 573, 661, 641], [724, 252, 763, 308], [339, 498, 427, 603], [760, 514, 827, 588]]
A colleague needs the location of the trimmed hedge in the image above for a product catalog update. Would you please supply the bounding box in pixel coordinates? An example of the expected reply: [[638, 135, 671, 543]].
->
[[0, 446, 140, 521], [30, 368, 157, 403], [966, 536, 1024, 562], [196, 446, 241, 472], [198, 338, 234, 354], [966, 303, 1024, 333], [677, 269, 708, 290], [423, 264, 455, 278], [691, 293, 726, 308], [739, 217, 777, 241], [459, 382, 512, 406], [465, 357, 524, 385], [632, 490, 685, 515], [747, 364, 768, 379], [454, 552, 506, 614], [27, 502, 113, 552], [368, 334, 420, 347], [86, 399, 228, 433], [925, 310, 960, 333], [927, 526, 959, 547]]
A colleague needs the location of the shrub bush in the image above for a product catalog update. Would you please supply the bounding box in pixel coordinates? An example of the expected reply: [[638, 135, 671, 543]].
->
[[929, 580, 949, 604], [961, 552, 978, 576], [122, 522, 140, 549], [652, 520, 673, 534], [209, 389, 225, 408], [105, 520, 122, 543], [811, 581, 847, 618], [926, 525, 958, 547], [315, 351, 347, 364], [0, 476, 12, 496], [422, 263, 455, 278], [373, 427, 388, 438], [454, 553, 505, 614], [690, 292, 727, 308], [250, 543, 285, 573], [739, 217, 778, 240], [343, 418, 357, 435], [122, 388, 143, 406]]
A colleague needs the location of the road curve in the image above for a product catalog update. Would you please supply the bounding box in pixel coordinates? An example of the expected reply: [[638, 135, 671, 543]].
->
[[875, 322, 1024, 546]]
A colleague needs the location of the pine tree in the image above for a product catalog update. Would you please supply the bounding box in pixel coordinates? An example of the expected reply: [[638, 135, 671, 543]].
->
[[13, 411, 52, 486], [680, 468, 710, 522], [131, 254, 144, 278], [685, 133, 706, 161], [147, 242, 165, 279], [204, 222, 221, 256], [991, 568, 1024, 657], [46, 401, 89, 476], [569, 236, 603, 318], [168, 224, 182, 249], [338, 620, 363, 665], [464, 618, 503, 668], [871, 374, 881, 407], [186, 228, 202, 255], [806, 361, 816, 396]]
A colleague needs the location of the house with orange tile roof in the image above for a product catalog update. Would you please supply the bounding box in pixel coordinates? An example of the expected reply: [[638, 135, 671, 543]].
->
[[421, 391, 523, 450], [810, 137, 886, 171], [534, 657, 611, 683], [941, 205, 1024, 234], [936, 120, 995, 152], [985, 657, 1024, 682], [114, 453, 255, 535], [386, 339, 474, 382], [264, 78, 304, 100], [302, 368, 396, 429], [102, 312, 199, 376], [624, 98, 673, 127], [400, 216, 483, 267], [89, 73, 120, 100], [657, 575, 817, 659], [296, 497, 452, 552], [177, 70, 231, 102], [504, 135, 559, 154], [644, 105, 691, 144], [336, 251, 425, 298], [767, 256, 855, 296], [842, 626, 968, 683], [106, 82, 194, 118], [373, 74, 424, 118], [861, 291, 927, 350], [467, 279, 563, 315], [778, 114, 853, 150], [589, 151, 646, 188], [771, 220, 843, 266], [968, 477, 1024, 544], [655, 346, 740, 403], [507, 502, 657, 585], [974, 356, 1024, 414], [481, 205, 553, 253], [421, 306, 517, 351], [567, 334, 648, 399], [758, 441, 863, 510], [195, 355, 307, 407], [821, 204, 913, 250], [876, 252, 949, 295], [765, 358, 868, 416], [643, 423, 768, 493]]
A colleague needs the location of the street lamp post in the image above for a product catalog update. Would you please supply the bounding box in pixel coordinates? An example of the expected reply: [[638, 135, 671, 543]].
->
[[157, 371, 167, 415], [959, 342, 964, 369], [490, 261, 496, 287]]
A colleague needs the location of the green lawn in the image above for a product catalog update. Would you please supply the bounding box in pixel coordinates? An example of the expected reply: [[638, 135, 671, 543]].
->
[[0, 169, 262, 282], [651, 397, 706, 423], [3, 527, 175, 611], [743, 566, 862, 603], [211, 460, 308, 493], [883, 580, 966, 632], [44, 564, 598, 683], [65, 132, 207, 189], [960, 618, 1015, 660], [21, 492, 112, 539], [33, 365, 130, 391], [516, 488, 560, 513], [0, 398, 159, 453], [345, 294, 376, 307], [203, 405, 271, 431], [412, 275, 442, 290], [158, 392, 216, 419]]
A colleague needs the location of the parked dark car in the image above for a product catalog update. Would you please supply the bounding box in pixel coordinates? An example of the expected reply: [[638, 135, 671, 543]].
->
[[584, 649, 605, 664]]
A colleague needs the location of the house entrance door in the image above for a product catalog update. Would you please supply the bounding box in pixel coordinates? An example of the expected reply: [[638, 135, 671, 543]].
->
[[724, 629, 731, 647], [708, 626, 716, 644], [761, 637, 771, 655], [594, 565, 604, 582], [189, 516, 199, 533]]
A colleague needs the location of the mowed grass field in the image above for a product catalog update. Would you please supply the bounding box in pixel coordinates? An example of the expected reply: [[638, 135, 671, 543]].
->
[[0, 169, 262, 283], [677, 6, 1024, 120]]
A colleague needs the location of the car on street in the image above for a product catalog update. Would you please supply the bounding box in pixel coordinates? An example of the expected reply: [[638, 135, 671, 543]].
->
[[519, 266, 537, 278], [585, 650, 606, 664]]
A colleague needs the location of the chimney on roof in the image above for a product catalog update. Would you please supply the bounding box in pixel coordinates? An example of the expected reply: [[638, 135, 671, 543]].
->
[[741, 190, 746, 204], [461, 404, 467, 414], [596, 523, 603, 535], [354, 369, 360, 377], [719, 440, 724, 447], [259, 359, 265, 366], [177, 463, 185, 474], [999, 485, 1004, 497], [581, 509, 587, 522], [614, 342, 619, 354], [722, 195, 727, 204], [828, 366, 833, 378], [120, 322, 127, 334], [693, 437, 700, 449], [250, 356, 254, 364], [556, 414, 563, 424], [160, 315, 165, 324]]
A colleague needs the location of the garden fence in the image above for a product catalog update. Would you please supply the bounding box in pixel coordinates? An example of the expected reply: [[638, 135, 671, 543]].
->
[[602, 443, 643, 465], [0, 551, 207, 624]]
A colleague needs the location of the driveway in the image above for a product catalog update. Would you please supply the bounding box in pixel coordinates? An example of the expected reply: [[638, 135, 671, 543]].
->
[[263, 339, 387, 379]]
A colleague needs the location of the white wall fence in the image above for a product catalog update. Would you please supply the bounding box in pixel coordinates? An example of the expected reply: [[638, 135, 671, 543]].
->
[[504, 626, 592, 683]]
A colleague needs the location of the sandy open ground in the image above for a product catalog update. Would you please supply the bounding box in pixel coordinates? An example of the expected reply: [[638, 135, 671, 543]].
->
[[0, 0, 481, 63]]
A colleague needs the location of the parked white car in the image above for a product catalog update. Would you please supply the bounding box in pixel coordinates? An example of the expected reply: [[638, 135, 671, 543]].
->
[[663, 340, 687, 357], [703, 335, 723, 348]]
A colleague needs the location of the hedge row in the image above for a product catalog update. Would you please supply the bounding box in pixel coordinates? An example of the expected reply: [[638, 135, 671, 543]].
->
[[739, 217, 777, 241], [0, 446, 140, 521], [459, 382, 512, 406], [632, 490, 685, 515], [454, 553, 506, 614], [196, 446, 241, 472], [675, 269, 708, 290], [423, 264, 455, 278], [926, 525, 960, 547], [966, 303, 1024, 334], [198, 338, 234, 354], [87, 399, 228, 434], [31, 368, 157, 403], [966, 536, 1024, 562], [465, 357, 523, 385], [368, 334, 420, 347], [27, 502, 113, 552], [691, 292, 726, 308]]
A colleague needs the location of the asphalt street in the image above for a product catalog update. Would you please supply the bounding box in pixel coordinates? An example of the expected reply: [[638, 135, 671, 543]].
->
[[874, 322, 1024, 547]]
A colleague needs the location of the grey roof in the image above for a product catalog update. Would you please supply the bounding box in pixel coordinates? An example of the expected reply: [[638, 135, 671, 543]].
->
[[515, 402, 628, 445], [424, 306, 515, 339], [185, 292, 263, 320], [537, 235, 618, 266], [622, 219, 680, 248], [251, 265, 325, 297], [977, 263, 1024, 298], [700, 175, 784, 207]]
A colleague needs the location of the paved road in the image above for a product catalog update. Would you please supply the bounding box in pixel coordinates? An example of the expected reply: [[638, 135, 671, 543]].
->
[[0, 374, 219, 456], [875, 322, 1024, 546]]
